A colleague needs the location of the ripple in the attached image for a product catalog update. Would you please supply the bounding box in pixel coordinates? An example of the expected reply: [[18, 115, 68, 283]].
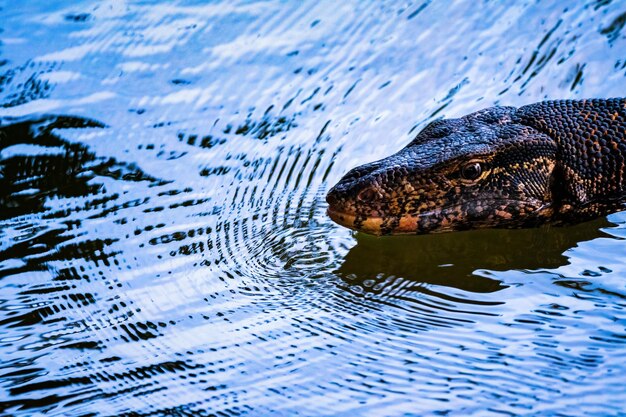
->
[[1, 1, 626, 416]]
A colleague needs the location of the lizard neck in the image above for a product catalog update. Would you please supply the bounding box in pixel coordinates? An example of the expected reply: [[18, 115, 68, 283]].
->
[[515, 98, 626, 217]]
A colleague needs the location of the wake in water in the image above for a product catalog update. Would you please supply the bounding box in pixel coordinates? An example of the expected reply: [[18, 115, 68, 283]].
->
[[1, 1, 626, 415]]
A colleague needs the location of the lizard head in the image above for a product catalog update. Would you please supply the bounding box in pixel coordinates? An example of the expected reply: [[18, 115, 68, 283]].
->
[[326, 106, 559, 235]]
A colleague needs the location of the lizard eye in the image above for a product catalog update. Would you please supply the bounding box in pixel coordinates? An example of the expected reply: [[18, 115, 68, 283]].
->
[[461, 162, 482, 181], [357, 187, 379, 202]]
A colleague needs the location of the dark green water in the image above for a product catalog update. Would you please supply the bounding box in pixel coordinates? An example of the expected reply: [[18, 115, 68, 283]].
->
[[1, 1, 625, 416]]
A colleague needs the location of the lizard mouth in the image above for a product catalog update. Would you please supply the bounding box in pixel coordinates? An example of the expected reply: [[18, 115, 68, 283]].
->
[[328, 207, 448, 236], [328, 199, 554, 236], [327, 207, 383, 235], [327, 207, 412, 236]]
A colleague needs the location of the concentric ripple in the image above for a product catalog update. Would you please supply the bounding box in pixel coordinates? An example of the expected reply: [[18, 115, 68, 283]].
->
[[1, 1, 626, 416]]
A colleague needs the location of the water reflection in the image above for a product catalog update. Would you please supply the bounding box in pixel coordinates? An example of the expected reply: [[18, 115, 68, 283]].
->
[[338, 218, 612, 294], [1, 0, 625, 416]]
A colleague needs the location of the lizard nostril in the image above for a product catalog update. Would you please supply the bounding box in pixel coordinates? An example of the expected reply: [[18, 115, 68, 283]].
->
[[357, 187, 378, 203], [326, 190, 339, 206]]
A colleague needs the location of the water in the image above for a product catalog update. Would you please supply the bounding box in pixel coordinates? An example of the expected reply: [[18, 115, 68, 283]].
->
[[0, 1, 625, 416]]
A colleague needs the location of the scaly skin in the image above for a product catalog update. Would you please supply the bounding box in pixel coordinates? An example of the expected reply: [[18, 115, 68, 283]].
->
[[326, 98, 626, 235]]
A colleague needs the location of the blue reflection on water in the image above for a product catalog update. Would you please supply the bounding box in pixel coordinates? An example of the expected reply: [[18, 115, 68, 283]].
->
[[0, 1, 625, 416]]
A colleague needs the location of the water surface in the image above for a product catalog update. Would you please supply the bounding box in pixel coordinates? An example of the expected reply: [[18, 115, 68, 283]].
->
[[1, 1, 626, 416]]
